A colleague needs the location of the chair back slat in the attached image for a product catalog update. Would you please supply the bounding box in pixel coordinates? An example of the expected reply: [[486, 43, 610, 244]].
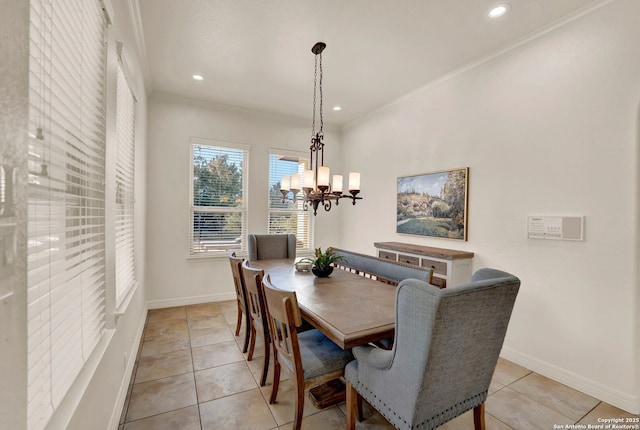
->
[[229, 252, 248, 312], [241, 261, 267, 325]]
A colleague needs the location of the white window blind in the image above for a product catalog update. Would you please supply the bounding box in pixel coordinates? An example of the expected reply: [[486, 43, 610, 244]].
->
[[115, 61, 136, 306], [268, 151, 313, 252], [27, 1, 107, 429], [190, 139, 249, 256]]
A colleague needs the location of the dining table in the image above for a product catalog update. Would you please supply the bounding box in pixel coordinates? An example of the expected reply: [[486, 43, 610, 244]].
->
[[248, 258, 397, 350]]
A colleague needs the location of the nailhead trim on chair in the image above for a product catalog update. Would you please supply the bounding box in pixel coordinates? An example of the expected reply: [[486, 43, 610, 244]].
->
[[354, 381, 487, 429]]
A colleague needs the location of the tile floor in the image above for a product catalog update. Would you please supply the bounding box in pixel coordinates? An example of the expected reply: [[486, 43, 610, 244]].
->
[[119, 301, 638, 429]]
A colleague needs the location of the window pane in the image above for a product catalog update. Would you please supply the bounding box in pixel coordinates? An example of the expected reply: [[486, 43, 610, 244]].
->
[[191, 210, 243, 254], [268, 152, 312, 251], [193, 145, 243, 207]]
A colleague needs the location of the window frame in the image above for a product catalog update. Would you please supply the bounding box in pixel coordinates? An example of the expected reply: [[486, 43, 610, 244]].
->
[[189, 137, 250, 258]]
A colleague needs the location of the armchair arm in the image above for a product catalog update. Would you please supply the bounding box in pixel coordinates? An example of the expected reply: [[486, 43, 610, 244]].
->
[[353, 344, 394, 370]]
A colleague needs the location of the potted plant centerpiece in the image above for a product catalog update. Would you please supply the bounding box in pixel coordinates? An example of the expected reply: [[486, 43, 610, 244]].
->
[[306, 247, 346, 278]]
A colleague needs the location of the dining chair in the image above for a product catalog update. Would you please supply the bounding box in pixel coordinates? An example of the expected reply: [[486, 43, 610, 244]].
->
[[262, 274, 353, 430], [247, 233, 296, 261], [240, 261, 271, 386], [345, 268, 521, 430], [228, 252, 251, 353]]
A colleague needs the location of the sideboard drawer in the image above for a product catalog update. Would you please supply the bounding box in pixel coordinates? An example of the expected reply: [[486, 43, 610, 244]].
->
[[421, 258, 448, 276], [378, 250, 396, 261], [430, 277, 447, 288], [398, 254, 420, 266]]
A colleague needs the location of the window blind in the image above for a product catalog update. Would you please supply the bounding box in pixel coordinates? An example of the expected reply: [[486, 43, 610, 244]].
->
[[268, 151, 313, 252], [190, 140, 249, 256], [27, 1, 107, 429], [114, 62, 136, 307]]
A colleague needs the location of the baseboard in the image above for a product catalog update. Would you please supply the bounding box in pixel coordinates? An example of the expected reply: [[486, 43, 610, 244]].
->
[[501, 346, 638, 414], [108, 306, 148, 430], [146, 292, 236, 309]]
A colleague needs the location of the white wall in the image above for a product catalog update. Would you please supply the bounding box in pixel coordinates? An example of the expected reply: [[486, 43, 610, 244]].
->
[[341, 0, 639, 413], [145, 94, 343, 307]]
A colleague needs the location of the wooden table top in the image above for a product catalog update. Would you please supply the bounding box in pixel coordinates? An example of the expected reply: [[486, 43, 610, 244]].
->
[[248, 259, 396, 350]]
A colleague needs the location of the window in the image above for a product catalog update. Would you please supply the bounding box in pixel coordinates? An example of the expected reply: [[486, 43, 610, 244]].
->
[[114, 59, 137, 307], [190, 138, 249, 256], [27, 0, 107, 429], [268, 150, 313, 252]]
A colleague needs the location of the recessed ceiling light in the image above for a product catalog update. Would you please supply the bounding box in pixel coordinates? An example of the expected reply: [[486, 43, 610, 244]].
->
[[332, 106, 342, 111], [488, 4, 510, 18], [192, 74, 204, 81]]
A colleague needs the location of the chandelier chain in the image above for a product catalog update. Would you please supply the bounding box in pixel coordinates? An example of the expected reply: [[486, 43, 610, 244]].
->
[[312, 52, 318, 139], [319, 52, 323, 134]]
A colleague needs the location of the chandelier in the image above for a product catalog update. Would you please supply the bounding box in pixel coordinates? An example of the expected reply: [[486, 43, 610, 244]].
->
[[279, 42, 362, 215]]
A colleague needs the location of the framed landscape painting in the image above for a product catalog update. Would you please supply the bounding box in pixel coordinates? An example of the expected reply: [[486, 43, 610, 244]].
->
[[397, 167, 469, 240]]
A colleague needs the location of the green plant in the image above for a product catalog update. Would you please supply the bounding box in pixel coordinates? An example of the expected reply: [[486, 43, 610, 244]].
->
[[302, 247, 346, 269]]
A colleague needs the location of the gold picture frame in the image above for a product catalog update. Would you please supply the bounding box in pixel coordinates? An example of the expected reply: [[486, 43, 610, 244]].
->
[[396, 167, 469, 241]]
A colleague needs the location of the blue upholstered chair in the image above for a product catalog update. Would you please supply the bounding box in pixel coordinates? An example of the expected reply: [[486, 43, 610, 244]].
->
[[345, 268, 521, 430], [262, 274, 353, 430], [247, 233, 296, 261]]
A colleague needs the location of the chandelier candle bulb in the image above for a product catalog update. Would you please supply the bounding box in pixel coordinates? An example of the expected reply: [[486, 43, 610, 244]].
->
[[303, 169, 315, 189], [318, 166, 330, 187], [280, 175, 291, 191], [348, 172, 361, 191], [332, 175, 343, 193], [290, 173, 301, 191]]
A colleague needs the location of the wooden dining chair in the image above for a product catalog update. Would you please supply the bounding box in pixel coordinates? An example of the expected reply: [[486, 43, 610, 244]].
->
[[228, 252, 251, 353], [262, 274, 353, 430], [241, 261, 271, 386]]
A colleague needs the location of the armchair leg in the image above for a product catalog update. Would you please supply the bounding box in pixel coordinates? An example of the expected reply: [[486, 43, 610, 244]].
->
[[473, 403, 486, 430], [346, 381, 361, 430]]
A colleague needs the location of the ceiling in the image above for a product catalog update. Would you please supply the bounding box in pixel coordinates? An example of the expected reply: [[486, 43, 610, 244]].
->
[[136, 0, 606, 126]]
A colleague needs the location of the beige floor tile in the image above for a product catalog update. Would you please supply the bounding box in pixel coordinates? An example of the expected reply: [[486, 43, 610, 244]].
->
[[510, 373, 600, 421], [140, 335, 191, 357], [218, 299, 238, 313], [488, 379, 505, 395], [192, 340, 245, 371], [146, 306, 187, 323], [223, 310, 241, 326], [189, 325, 234, 347], [437, 408, 514, 429], [247, 352, 289, 386], [187, 313, 228, 329], [278, 406, 345, 430], [579, 402, 640, 424], [259, 379, 324, 426], [486, 387, 574, 430], [492, 358, 531, 386], [126, 373, 197, 422], [144, 319, 189, 343], [123, 405, 201, 430], [135, 349, 193, 383], [195, 361, 258, 402], [186, 302, 223, 317], [199, 388, 278, 430]]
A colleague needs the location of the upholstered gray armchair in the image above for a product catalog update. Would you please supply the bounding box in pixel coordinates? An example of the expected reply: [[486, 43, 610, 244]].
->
[[345, 268, 521, 430], [247, 234, 296, 261]]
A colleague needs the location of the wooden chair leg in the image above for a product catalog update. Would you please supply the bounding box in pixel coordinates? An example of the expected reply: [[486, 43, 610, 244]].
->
[[260, 333, 270, 386], [241, 312, 251, 353], [346, 381, 360, 430], [293, 375, 305, 430], [269, 359, 281, 404], [473, 403, 486, 430], [234, 303, 242, 336], [247, 323, 257, 360]]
